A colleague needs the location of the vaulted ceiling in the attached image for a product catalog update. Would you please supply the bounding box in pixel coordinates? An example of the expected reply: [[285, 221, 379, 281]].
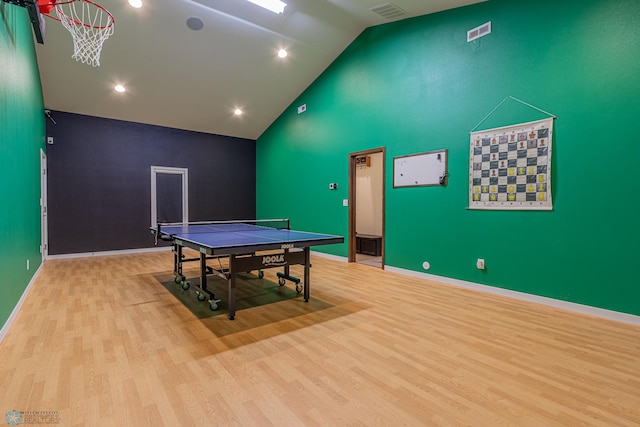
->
[[35, 0, 484, 139]]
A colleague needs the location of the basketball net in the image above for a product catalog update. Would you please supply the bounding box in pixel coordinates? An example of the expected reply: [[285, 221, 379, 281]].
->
[[39, 0, 115, 67]]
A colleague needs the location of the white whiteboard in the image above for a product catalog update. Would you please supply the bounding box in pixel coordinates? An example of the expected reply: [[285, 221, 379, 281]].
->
[[393, 149, 448, 187]]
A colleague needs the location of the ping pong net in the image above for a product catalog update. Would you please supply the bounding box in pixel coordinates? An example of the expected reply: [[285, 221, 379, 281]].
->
[[154, 219, 291, 242]]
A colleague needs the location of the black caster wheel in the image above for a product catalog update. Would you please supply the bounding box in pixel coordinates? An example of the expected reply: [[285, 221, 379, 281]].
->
[[196, 292, 206, 301], [296, 284, 303, 293], [181, 281, 190, 290], [258, 270, 264, 279], [278, 277, 286, 286], [209, 302, 218, 311]]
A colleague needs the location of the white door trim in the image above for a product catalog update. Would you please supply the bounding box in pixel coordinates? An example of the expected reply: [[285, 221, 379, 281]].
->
[[40, 149, 48, 260], [150, 166, 189, 227]]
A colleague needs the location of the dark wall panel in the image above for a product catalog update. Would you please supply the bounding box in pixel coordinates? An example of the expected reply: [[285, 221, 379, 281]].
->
[[46, 111, 256, 255]]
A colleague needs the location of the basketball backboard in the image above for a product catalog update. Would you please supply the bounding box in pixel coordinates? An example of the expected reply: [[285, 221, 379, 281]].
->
[[1, 0, 45, 43]]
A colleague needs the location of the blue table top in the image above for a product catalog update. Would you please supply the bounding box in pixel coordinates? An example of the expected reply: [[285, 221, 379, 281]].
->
[[153, 223, 343, 255]]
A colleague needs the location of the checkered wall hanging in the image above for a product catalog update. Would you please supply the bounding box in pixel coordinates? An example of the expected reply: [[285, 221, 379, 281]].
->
[[469, 118, 554, 210]]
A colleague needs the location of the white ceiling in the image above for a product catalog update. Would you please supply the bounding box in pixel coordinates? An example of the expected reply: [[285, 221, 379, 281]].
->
[[35, 0, 484, 140]]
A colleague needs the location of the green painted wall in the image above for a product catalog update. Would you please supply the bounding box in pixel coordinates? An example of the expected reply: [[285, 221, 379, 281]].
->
[[257, 0, 640, 315], [1, 4, 46, 329]]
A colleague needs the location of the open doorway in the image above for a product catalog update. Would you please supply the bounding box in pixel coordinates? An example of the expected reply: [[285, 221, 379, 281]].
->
[[348, 148, 385, 268]]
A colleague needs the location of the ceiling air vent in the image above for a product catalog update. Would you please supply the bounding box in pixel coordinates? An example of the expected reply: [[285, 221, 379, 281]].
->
[[370, 3, 408, 20], [467, 21, 492, 42]]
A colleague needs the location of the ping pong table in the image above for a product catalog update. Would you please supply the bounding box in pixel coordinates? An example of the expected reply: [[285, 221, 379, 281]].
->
[[151, 219, 343, 320]]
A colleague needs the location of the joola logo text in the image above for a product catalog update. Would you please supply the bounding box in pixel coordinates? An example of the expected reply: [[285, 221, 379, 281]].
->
[[262, 255, 286, 265]]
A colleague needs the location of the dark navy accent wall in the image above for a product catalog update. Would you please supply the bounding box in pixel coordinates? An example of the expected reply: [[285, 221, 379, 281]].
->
[[46, 111, 256, 255]]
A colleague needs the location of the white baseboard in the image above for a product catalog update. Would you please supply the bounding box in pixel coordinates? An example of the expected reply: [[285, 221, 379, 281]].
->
[[46, 246, 171, 260], [311, 252, 640, 326], [0, 263, 44, 345], [310, 251, 348, 263], [385, 266, 640, 326]]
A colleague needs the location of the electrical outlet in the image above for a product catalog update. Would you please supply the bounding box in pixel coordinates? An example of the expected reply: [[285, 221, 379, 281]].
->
[[297, 104, 307, 114], [476, 258, 485, 270]]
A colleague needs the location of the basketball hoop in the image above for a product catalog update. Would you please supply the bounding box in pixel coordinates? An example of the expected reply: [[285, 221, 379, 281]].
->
[[38, 0, 114, 67]]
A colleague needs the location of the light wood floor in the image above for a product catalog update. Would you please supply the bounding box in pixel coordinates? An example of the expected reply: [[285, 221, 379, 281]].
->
[[1, 251, 639, 426]]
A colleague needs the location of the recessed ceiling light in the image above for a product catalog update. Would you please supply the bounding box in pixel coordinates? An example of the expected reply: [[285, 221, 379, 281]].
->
[[115, 84, 126, 93], [234, 109, 243, 115], [277, 49, 287, 58], [246, 0, 287, 14], [128, 0, 142, 8]]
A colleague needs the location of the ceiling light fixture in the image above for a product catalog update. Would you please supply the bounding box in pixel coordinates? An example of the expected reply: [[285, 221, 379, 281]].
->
[[234, 108, 243, 115], [115, 84, 126, 93], [128, 0, 142, 8], [277, 49, 287, 58], [245, 0, 287, 14]]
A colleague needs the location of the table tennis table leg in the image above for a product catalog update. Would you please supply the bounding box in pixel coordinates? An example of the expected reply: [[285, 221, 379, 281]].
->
[[228, 255, 237, 320], [276, 248, 302, 292], [195, 252, 221, 311], [200, 252, 207, 293], [284, 249, 290, 279], [174, 244, 184, 284], [303, 247, 311, 302]]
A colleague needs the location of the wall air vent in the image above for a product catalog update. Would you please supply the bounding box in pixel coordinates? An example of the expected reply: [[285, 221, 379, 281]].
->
[[370, 3, 408, 20], [467, 21, 492, 42]]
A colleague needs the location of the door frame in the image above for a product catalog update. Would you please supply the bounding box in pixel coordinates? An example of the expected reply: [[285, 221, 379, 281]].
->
[[40, 149, 48, 260], [150, 166, 189, 227], [348, 147, 385, 267]]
